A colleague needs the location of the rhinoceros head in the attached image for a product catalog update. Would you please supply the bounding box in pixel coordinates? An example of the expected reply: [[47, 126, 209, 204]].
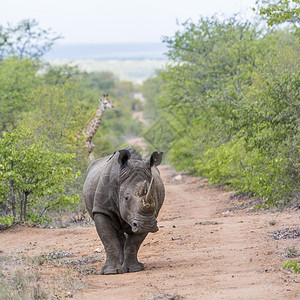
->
[[117, 148, 163, 234]]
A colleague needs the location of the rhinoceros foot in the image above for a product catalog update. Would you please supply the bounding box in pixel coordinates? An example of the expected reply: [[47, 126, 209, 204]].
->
[[100, 262, 124, 275], [123, 261, 145, 273]]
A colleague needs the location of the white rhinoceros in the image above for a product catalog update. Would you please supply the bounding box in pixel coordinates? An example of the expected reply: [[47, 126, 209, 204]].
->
[[83, 146, 165, 275]]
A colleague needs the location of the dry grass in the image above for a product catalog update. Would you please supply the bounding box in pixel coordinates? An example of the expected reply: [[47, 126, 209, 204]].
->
[[0, 252, 83, 299], [146, 294, 184, 300]]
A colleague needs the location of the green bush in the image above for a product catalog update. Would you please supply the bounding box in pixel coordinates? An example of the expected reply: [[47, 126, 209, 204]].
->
[[0, 127, 80, 224], [198, 137, 293, 207], [145, 15, 299, 208]]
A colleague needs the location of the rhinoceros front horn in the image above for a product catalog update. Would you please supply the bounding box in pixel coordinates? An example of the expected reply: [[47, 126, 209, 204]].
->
[[141, 177, 155, 212], [137, 180, 147, 197]]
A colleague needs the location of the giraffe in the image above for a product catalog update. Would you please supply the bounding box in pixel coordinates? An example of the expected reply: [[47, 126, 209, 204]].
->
[[83, 94, 114, 161]]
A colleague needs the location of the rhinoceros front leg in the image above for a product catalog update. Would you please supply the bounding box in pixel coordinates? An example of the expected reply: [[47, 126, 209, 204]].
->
[[123, 232, 148, 273], [117, 232, 125, 265], [94, 213, 123, 275]]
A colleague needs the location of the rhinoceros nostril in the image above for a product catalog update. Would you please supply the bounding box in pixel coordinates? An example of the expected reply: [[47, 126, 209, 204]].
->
[[132, 222, 139, 233]]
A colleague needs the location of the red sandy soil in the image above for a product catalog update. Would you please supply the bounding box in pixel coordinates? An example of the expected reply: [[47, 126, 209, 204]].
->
[[1, 165, 299, 299]]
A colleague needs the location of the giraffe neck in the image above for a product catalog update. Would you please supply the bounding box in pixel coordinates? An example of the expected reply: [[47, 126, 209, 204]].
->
[[84, 102, 106, 143]]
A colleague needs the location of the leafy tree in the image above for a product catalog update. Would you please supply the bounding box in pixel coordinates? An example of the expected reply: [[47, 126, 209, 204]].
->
[[80, 71, 116, 91], [18, 79, 90, 201], [158, 16, 272, 166], [20, 79, 86, 153], [255, 0, 300, 26], [41, 63, 80, 86], [0, 57, 40, 131], [0, 127, 79, 225], [229, 46, 300, 206], [146, 15, 299, 207], [0, 19, 62, 60], [0, 19, 146, 224], [142, 74, 165, 121], [0, 20, 64, 131]]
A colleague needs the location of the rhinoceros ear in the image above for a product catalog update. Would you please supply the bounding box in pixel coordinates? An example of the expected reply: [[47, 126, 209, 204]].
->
[[118, 149, 131, 166], [150, 151, 163, 167]]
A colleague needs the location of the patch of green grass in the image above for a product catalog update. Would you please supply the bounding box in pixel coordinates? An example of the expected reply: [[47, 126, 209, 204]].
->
[[282, 259, 300, 274]]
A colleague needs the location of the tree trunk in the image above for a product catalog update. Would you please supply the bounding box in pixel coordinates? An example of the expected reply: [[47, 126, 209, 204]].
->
[[24, 193, 29, 221], [10, 180, 16, 218], [19, 191, 23, 222]]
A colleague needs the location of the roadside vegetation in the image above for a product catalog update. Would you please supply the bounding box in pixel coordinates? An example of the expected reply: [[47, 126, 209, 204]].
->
[[0, 20, 143, 226], [142, 1, 300, 209], [0, 2, 299, 298], [0, 0, 299, 227]]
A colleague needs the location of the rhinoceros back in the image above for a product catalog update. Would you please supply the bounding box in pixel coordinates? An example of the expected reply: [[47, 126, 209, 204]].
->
[[83, 154, 115, 219]]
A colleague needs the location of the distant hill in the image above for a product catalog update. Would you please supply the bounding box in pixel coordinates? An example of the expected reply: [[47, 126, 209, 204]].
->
[[44, 43, 168, 61], [49, 59, 167, 83]]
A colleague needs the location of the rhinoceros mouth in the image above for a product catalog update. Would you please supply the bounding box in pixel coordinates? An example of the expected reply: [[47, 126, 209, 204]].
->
[[131, 220, 158, 233]]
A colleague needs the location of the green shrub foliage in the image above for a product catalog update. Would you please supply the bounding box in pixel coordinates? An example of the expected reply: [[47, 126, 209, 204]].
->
[[0, 127, 80, 224], [0, 20, 144, 225], [282, 259, 300, 273], [255, 0, 300, 26], [147, 16, 299, 208]]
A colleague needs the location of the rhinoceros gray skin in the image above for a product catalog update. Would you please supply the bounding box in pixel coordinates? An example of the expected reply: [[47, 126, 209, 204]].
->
[[83, 146, 165, 275]]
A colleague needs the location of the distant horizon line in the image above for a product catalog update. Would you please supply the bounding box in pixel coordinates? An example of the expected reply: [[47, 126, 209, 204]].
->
[[44, 42, 169, 60], [55, 41, 166, 45]]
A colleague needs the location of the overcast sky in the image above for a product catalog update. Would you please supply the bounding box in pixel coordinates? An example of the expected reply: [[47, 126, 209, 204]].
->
[[1, 0, 257, 44]]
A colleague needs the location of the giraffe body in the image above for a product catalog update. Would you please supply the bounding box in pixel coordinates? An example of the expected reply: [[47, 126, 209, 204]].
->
[[83, 95, 114, 161]]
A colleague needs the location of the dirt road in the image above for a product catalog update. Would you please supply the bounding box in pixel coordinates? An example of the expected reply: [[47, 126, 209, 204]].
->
[[1, 165, 299, 299]]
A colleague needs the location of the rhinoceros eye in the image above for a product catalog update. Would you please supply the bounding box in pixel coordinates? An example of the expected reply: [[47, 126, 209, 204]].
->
[[124, 194, 130, 201]]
